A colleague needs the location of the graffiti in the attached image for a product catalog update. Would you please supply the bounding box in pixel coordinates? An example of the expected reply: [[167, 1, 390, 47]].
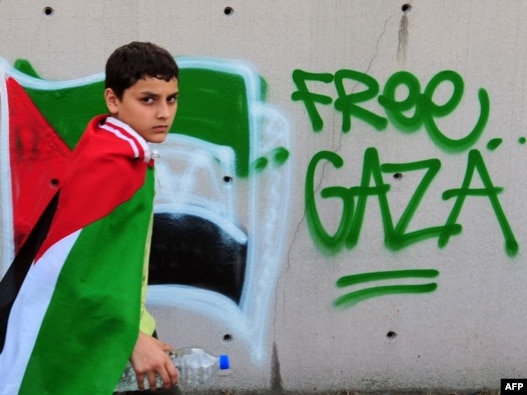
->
[[295, 68, 517, 258], [292, 69, 490, 152], [293, 68, 518, 308], [334, 269, 439, 308], [0, 57, 292, 363], [305, 147, 518, 257]]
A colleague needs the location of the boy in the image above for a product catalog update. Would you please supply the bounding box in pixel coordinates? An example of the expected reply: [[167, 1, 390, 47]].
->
[[0, 42, 180, 394]]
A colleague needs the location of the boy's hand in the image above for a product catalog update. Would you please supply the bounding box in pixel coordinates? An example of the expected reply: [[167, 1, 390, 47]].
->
[[130, 331, 179, 391]]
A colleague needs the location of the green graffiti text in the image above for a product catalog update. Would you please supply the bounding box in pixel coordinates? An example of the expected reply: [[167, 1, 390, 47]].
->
[[292, 69, 490, 152], [305, 148, 518, 257]]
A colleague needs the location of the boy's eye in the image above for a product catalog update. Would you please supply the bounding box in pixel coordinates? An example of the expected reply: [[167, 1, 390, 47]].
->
[[141, 97, 154, 104], [168, 95, 178, 103]]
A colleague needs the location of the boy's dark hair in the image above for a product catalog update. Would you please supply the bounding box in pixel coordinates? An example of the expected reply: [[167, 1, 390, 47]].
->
[[105, 41, 179, 99]]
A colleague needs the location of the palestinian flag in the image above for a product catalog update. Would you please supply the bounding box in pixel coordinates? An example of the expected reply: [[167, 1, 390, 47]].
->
[[0, 115, 155, 394]]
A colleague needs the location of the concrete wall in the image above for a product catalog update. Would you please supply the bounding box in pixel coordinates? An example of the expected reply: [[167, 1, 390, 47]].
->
[[1, 1, 526, 392]]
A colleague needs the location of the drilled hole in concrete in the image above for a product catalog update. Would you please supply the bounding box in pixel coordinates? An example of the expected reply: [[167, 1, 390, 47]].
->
[[386, 331, 397, 339], [43, 6, 54, 16], [393, 172, 403, 180], [224, 6, 234, 16], [50, 178, 60, 188], [223, 175, 233, 183], [401, 3, 411, 13], [223, 334, 233, 342]]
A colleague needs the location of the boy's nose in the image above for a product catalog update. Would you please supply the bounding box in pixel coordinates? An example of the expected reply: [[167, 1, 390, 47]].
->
[[157, 103, 170, 118]]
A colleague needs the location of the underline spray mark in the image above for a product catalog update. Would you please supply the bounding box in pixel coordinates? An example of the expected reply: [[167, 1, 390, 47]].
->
[[333, 268, 439, 308]]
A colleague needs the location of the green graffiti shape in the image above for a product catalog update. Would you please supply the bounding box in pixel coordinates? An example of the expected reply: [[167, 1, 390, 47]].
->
[[378, 70, 423, 133], [305, 147, 515, 255], [422, 71, 489, 152], [293, 68, 489, 152], [305, 148, 400, 254], [345, 147, 393, 249], [14, 59, 42, 79], [379, 70, 490, 152], [291, 69, 333, 132], [251, 157, 269, 173], [487, 138, 502, 150], [381, 158, 460, 250], [333, 69, 388, 132], [440, 149, 518, 256], [334, 269, 439, 308], [172, 67, 255, 177], [272, 146, 290, 165], [250, 146, 290, 173], [305, 150, 354, 254]]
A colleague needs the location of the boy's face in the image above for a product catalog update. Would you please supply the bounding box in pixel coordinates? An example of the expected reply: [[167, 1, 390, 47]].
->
[[104, 76, 179, 143]]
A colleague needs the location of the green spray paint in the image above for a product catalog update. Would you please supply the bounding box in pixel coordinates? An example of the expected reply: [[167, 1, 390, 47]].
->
[[440, 149, 518, 256], [297, 67, 515, 256], [487, 138, 502, 150], [334, 269, 439, 308], [305, 148, 517, 256], [292, 68, 489, 152]]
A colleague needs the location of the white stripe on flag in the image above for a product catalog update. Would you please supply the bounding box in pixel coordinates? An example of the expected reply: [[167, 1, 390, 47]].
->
[[0, 230, 81, 395]]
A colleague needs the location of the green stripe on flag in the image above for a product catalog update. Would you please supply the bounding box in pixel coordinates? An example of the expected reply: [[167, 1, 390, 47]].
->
[[20, 168, 154, 395]]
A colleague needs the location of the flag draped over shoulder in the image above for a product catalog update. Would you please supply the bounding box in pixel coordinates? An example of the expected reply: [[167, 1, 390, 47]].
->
[[0, 116, 155, 395]]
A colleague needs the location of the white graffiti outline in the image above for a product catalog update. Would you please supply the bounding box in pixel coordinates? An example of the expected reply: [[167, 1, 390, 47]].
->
[[0, 57, 292, 363], [0, 64, 14, 275]]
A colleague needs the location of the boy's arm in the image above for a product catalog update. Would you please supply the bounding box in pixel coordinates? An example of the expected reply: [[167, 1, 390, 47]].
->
[[130, 331, 179, 390]]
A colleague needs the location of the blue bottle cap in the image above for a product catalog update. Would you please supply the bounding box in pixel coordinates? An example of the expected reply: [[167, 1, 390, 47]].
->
[[219, 354, 230, 370]]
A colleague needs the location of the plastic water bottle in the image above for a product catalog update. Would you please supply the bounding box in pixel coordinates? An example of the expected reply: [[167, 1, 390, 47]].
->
[[114, 347, 230, 392]]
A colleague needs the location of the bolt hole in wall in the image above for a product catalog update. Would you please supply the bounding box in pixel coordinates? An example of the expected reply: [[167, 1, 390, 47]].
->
[[386, 331, 397, 339], [223, 334, 233, 342], [224, 6, 234, 16], [393, 172, 403, 180], [43, 6, 54, 16], [401, 3, 411, 12]]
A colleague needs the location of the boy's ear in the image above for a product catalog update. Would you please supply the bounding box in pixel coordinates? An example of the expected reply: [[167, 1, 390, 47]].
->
[[104, 88, 120, 114]]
